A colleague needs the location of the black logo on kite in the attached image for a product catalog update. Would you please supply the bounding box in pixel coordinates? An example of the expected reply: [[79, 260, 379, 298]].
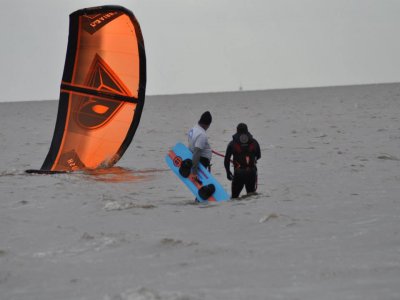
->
[[76, 54, 131, 129], [82, 12, 123, 35]]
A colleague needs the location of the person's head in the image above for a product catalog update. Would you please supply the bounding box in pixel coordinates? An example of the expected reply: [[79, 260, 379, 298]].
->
[[198, 111, 212, 130], [236, 123, 248, 134]]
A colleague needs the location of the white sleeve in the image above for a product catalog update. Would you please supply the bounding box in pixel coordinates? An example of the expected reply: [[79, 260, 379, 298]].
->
[[194, 133, 207, 149]]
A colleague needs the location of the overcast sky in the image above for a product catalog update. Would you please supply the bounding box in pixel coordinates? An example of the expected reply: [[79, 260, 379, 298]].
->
[[1, 0, 399, 102]]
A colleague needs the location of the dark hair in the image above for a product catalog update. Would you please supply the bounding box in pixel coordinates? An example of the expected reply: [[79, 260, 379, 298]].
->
[[236, 123, 248, 134], [199, 111, 212, 125]]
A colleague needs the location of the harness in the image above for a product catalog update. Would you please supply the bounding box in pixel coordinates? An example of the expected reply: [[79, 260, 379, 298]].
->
[[232, 134, 257, 170]]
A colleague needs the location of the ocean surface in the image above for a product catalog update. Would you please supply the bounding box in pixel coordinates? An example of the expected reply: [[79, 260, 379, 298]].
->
[[1, 84, 400, 300]]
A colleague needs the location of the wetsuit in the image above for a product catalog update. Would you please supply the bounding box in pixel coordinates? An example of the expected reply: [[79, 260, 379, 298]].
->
[[224, 132, 261, 198]]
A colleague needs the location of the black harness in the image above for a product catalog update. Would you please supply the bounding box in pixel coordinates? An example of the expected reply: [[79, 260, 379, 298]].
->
[[232, 133, 257, 169]]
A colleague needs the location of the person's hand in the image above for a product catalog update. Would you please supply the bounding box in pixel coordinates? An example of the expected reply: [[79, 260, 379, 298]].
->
[[227, 171, 233, 181]]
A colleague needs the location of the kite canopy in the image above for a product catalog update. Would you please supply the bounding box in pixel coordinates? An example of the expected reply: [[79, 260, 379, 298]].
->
[[39, 5, 146, 172]]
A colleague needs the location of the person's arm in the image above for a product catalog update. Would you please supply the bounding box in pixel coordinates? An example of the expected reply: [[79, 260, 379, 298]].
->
[[255, 139, 261, 160], [191, 147, 201, 175], [191, 132, 207, 176], [224, 142, 234, 180]]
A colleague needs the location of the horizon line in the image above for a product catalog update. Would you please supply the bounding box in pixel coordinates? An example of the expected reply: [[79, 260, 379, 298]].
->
[[1, 81, 399, 104]]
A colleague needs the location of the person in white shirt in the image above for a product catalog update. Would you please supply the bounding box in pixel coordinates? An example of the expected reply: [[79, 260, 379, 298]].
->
[[187, 111, 212, 181]]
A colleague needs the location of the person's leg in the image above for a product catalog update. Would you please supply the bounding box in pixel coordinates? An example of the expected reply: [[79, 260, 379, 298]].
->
[[199, 157, 211, 171], [194, 157, 211, 202], [245, 168, 257, 194], [232, 169, 245, 198]]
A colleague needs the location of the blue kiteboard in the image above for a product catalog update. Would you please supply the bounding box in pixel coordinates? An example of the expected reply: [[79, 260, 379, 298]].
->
[[165, 142, 230, 202]]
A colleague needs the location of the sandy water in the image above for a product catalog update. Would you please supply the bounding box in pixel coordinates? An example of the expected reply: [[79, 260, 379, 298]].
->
[[1, 84, 400, 299]]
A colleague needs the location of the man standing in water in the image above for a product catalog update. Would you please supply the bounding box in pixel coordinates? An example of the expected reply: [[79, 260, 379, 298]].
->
[[224, 123, 261, 198], [188, 111, 213, 182]]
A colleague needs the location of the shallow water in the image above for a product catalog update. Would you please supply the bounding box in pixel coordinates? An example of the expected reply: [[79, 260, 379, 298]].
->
[[1, 84, 400, 300]]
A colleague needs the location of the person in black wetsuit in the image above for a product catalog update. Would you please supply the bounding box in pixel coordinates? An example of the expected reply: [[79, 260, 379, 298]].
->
[[224, 123, 261, 198]]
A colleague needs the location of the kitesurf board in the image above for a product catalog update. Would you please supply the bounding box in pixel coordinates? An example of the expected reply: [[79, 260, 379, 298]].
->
[[165, 142, 230, 202]]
